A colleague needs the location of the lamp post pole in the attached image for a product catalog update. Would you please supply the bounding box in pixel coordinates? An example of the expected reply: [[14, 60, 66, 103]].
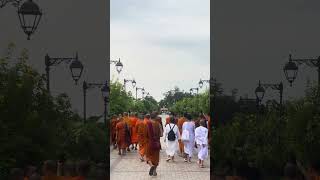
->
[[124, 79, 136, 91], [110, 58, 123, 74], [82, 81, 105, 123], [136, 87, 145, 100], [45, 52, 83, 94], [255, 81, 284, 118]]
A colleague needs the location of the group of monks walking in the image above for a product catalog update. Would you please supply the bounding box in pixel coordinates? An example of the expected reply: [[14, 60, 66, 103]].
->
[[110, 111, 210, 177]]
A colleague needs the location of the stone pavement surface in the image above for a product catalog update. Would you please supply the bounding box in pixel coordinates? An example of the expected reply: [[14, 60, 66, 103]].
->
[[110, 114, 210, 180]]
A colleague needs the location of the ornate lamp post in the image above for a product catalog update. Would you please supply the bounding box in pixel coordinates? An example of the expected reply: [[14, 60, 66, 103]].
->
[[255, 80, 284, 117], [17, 0, 42, 40], [110, 58, 123, 74], [123, 78, 136, 91], [136, 87, 145, 100], [284, 54, 320, 87], [0, 0, 22, 8], [45, 52, 83, 93], [82, 80, 106, 123], [190, 87, 199, 95], [283, 54, 320, 101], [101, 81, 110, 126], [199, 79, 210, 88]]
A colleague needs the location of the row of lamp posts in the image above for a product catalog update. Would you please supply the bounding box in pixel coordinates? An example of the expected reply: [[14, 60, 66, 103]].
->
[[251, 53, 320, 119], [45, 52, 123, 125]]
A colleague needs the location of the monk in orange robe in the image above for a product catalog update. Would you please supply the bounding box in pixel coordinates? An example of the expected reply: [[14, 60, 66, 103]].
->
[[177, 115, 186, 157], [130, 113, 139, 150], [122, 112, 132, 151], [116, 117, 128, 155], [136, 114, 149, 161], [145, 113, 161, 176], [110, 115, 118, 149]]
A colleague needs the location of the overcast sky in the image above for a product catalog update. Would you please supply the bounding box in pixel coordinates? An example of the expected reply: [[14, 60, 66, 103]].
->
[[110, 0, 210, 101], [213, 0, 320, 102]]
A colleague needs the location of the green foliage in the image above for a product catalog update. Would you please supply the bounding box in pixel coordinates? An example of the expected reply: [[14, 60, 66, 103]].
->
[[0, 44, 107, 178], [213, 84, 320, 176], [109, 80, 159, 115], [170, 90, 209, 115]]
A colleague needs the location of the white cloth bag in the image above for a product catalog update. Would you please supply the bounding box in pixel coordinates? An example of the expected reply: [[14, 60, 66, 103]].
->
[[181, 129, 190, 142]]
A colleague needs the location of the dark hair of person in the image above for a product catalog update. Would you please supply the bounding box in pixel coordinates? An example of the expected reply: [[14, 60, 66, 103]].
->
[[150, 112, 157, 119], [185, 113, 192, 121], [170, 116, 175, 123], [200, 120, 206, 127], [145, 114, 150, 119]]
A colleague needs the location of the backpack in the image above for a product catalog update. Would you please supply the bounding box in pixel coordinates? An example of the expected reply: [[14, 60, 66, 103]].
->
[[167, 124, 176, 141]]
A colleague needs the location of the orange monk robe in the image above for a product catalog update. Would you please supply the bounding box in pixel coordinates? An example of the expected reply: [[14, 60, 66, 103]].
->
[[145, 120, 161, 166], [136, 119, 148, 156], [177, 117, 186, 153], [116, 121, 127, 149], [110, 118, 118, 144], [130, 117, 138, 144]]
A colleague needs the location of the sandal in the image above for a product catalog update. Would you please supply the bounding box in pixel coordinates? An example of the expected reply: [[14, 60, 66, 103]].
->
[[166, 158, 171, 162], [200, 164, 205, 168], [184, 158, 188, 162], [149, 166, 155, 176]]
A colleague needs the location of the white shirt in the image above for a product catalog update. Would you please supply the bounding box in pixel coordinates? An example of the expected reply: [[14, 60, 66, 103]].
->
[[164, 123, 180, 140], [195, 126, 208, 145]]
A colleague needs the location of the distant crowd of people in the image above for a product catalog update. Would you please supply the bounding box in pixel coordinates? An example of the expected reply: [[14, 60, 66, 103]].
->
[[110, 111, 211, 176], [10, 160, 106, 180]]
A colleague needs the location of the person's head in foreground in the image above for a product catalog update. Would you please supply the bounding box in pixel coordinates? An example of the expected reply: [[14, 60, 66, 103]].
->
[[145, 114, 150, 119], [123, 112, 128, 117], [10, 168, 24, 180], [170, 116, 175, 124], [42, 160, 57, 176], [25, 166, 37, 178], [185, 113, 192, 121], [200, 119, 206, 127], [150, 112, 157, 120]]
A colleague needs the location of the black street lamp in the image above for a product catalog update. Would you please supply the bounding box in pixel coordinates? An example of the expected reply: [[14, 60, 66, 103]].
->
[[255, 80, 284, 117], [101, 81, 110, 126], [136, 87, 145, 100], [190, 87, 199, 95], [199, 79, 210, 88], [110, 58, 123, 74], [45, 52, 83, 93], [82, 80, 106, 123], [0, 0, 22, 8], [17, 0, 42, 40], [123, 78, 136, 91], [284, 54, 320, 87]]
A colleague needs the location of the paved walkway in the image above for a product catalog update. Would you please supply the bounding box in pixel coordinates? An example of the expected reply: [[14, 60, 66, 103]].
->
[[110, 115, 210, 180]]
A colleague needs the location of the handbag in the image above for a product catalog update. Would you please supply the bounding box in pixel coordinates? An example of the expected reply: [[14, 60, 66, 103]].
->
[[181, 129, 190, 142]]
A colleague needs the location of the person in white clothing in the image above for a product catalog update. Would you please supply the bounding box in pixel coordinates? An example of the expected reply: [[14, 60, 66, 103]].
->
[[164, 116, 180, 162], [182, 113, 195, 163], [195, 120, 208, 168]]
